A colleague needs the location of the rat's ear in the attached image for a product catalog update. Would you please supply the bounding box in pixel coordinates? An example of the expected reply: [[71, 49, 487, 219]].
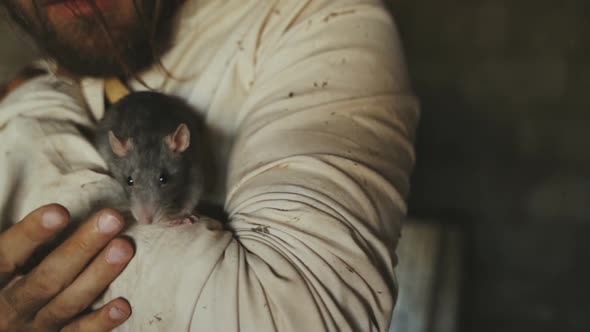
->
[[108, 130, 133, 157], [164, 123, 191, 153]]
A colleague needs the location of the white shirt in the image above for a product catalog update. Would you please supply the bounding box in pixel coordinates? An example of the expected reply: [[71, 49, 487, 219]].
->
[[0, 0, 419, 330]]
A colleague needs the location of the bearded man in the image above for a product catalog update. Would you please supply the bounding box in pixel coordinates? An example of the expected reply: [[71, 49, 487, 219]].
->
[[0, 0, 419, 331]]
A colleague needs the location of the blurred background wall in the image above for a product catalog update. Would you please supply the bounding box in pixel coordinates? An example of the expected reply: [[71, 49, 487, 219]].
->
[[0, 14, 37, 80], [387, 0, 590, 331], [1, 1, 588, 332]]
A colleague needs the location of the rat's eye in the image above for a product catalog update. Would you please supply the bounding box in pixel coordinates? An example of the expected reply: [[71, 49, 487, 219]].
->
[[126, 176, 134, 186], [159, 173, 169, 185]]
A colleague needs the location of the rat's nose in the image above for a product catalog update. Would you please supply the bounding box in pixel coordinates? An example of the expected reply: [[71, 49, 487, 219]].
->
[[132, 206, 155, 225], [139, 215, 153, 225]]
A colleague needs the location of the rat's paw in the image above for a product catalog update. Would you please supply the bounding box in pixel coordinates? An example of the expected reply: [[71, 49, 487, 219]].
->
[[167, 215, 200, 226], [188, 215, 200, 223], [167, 218, 188, 226]]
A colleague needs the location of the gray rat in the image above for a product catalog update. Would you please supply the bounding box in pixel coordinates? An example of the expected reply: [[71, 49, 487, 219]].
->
[[95, 91, 205, 225]]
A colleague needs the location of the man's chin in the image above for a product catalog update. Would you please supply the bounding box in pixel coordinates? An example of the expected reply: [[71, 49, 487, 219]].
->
[[2, 0, 181, 79], [47, 53, 118, 78], [45, 45, 153, 79], [39, 30, 158, 78]]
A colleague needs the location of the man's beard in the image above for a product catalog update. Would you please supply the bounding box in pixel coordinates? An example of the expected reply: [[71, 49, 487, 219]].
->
[[1, 0, 182, 78]]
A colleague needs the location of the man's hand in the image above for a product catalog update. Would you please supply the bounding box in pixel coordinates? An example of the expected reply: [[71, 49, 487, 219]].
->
[[0, 204, 134, 331]]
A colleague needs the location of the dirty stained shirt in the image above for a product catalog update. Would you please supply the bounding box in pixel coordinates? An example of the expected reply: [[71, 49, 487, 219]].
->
[[0, 0, 419, 331]]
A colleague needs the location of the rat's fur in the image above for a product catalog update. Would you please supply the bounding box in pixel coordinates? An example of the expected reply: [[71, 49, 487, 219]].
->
[[95, 91, 205, 224]]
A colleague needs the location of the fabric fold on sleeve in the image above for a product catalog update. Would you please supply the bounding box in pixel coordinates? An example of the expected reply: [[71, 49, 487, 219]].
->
[[0, 75, 125, 227]]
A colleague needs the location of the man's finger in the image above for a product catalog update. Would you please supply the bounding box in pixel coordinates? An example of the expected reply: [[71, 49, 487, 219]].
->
[[36, 238, 134, 328], [0, 204, 70, 286], [60, 298, 132, 332], [1, 209, 125, 316]]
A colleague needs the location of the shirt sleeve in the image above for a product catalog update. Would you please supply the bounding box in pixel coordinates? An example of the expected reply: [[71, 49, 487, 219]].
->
[[222, 1, 419, 330], [0, 75, 127, 229]]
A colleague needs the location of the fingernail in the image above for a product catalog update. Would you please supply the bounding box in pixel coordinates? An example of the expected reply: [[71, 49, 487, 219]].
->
[[98, 213, 122, 233], [42, 210, 65, 229], [6, 274, 24, 288], [106, 244, 132, 264], [109, 306, 128, 320]]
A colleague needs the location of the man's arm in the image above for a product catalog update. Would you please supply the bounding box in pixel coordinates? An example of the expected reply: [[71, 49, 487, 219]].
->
[[0, 73, 127, 224], [223, 2, 419, 330]]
